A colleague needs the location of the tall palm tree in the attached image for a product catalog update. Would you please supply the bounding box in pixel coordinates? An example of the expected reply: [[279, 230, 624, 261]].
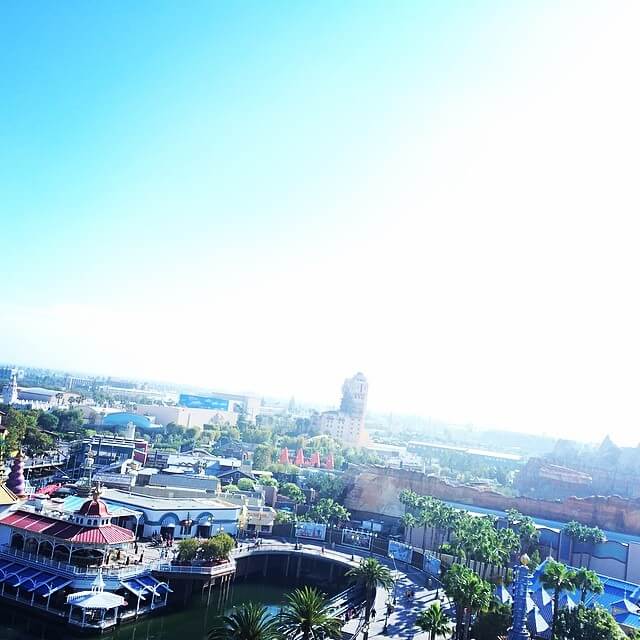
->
[[540, 559, 577, 639], [573, 567, 604, 603], [401, 513, 417, 547], [443, 564, 492, 640], [346, 558, 394, 640], [464, 576, 492, 640], [418, 508, 431, 551], [415, 602, 451, 640], [279, 586, 342, 640], [208, 602, 281, 640]]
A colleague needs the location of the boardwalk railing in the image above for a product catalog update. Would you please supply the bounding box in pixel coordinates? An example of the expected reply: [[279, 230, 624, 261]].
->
[[155, 560, 236, 576], [0, 546, 152, 579]]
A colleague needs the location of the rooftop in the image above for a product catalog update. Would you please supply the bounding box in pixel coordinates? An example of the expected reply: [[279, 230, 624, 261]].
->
[[101, 488, 239, 511], [1, 510, 135, 544], [408, 440, 522, 462]]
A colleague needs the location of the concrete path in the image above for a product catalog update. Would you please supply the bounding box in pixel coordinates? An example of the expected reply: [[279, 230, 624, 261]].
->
[[331, 544, 449, 640]]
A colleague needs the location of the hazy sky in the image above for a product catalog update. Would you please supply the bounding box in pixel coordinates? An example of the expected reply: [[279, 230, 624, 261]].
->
[[1, 2, 639, 444]]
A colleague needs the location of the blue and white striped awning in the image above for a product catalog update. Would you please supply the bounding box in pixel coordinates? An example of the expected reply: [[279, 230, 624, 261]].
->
[[0, 559, 71, 596], [121, 574, 172, 599]]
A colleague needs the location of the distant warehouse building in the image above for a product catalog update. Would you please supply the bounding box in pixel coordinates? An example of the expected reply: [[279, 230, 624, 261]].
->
[[134, 391, 260, 429], [407, 441, 523, 466]]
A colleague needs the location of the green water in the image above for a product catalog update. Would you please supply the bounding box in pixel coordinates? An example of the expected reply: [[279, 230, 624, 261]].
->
[[0, 580, 310, 640]]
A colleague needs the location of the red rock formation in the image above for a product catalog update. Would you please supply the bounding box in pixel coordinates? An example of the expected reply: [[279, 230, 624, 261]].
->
[[345, 466, 640, 535]]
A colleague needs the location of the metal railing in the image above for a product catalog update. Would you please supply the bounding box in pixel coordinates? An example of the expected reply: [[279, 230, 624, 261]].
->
[[0, 546, 152, 578], [155, 560, 236, 576], [231, 542, 358, 565]]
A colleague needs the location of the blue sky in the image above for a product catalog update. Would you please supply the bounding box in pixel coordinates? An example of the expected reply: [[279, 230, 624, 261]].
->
[[1, 2, 639, 442]]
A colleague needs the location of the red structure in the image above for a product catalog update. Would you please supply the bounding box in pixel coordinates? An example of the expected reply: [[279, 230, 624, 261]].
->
[[277, 449, 334, 469], [309, 451, 321, 467]]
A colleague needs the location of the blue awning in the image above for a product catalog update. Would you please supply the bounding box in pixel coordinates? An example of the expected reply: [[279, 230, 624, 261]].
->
[[121, 574, 172, 598], [35, 576, 72, 597], [0, 559, 71, 596], [6, 567, 42, 588], [137, 574, 172, 593], [120, 579, 147, 600], [23, 573, 56, 592]]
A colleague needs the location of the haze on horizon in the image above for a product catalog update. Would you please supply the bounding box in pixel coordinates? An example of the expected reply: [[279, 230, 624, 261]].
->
[[1, 2, 639, 446]]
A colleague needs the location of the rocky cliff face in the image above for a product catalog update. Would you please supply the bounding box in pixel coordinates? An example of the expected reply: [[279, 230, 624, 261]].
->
[[345, 466, 640, 535]]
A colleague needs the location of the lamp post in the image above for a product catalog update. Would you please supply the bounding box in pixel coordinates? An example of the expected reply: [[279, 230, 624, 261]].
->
[[508, 555, 531, 640], [388, 553, 399, 605]]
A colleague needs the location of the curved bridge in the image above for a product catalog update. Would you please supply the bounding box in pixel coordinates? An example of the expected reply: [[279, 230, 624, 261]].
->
[[231, 541, 361, 569]]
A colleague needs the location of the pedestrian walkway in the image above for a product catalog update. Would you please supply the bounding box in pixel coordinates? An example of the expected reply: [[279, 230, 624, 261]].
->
[[337, 545, 447, 640]]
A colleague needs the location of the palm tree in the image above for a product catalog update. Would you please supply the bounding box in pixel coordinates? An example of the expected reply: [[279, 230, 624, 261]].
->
[[443, 564, 492, 640], [573, 567, 604, 603], [418, 508, 431, 551], [415, 602, 451, 640], [540, 559, 577, 639], [346, 558, 394, 640], [279, 586, 342, 640], [401, 513, 417, 547], [208, 602, 281, 640]]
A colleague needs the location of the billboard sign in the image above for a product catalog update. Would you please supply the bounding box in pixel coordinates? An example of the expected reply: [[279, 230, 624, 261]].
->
[[341, 529, 373, 550], [388, 540, 412, 563], [423, 551, 441, 577], [294, 522, 327, 541], [179, 394, 229, 411]]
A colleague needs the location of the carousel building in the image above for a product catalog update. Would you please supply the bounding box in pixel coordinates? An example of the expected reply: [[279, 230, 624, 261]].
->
[[0, 484, 171, 630]]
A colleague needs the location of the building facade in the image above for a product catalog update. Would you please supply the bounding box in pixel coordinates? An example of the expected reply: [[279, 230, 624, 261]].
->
[[313, 372, 369, 445], [100, 488, 241, 539]]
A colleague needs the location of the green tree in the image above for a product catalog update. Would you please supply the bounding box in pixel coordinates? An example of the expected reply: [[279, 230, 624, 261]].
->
[[346, 558, 393, 640], [279, 483, 305, 504], [471, 601, 511, 640], [280, 586, 342, 640], [556, 603, 624, 640], [415, 602, 451, 640], [208, 602, 280, 640], [242, 428, 272, 445], [177, 537, 200, 562], [418, 507, 432, 552], [443, 564, 492, 640], [23, 425, 54, 456], [3, 408, 33, 453], [50, 408, 84, 434], [303, 471, 347, 500], [37, 411, 59, 432], [541, 559, 578, 639], [274, 511, 295, 525], [401, 513, 417, 546], [238, 478, 256, 492], [252, 444, 275, 470], [573, 567, 604, 603], [307, 498, 350, 527], [200, 533, 235, 562]]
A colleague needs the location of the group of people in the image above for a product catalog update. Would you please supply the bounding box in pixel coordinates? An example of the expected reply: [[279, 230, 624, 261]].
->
[[151, 532, 174, 547], [343, 605, 363, 622]]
